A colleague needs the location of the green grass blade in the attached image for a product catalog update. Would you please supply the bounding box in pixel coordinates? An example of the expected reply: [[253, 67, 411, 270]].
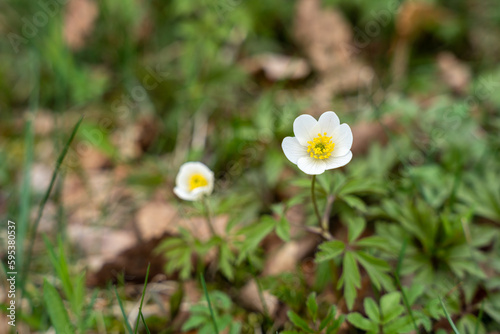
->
[[474, 301, 484, 334], [134, 263, 151, 334], [140, 312, 151, 334], [43, 279, 74, 333], [21, 116, 83, 292], [17, 50, 40, 279], [79, 289, 99, 332], [439, 297, 460, 334], [114, 286, 134, 334], [395, 239, 420, 333], [200, 273, 219, 334]]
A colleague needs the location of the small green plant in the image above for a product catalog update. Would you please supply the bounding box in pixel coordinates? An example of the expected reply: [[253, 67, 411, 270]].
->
[[347, 291, 429, 334], [182, 290, 241, 334], [284, 292, 344, 334]]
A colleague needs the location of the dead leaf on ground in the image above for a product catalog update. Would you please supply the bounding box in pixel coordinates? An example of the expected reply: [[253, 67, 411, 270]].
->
[[437, 52, 471, 95], [293, 0, 375, 112], [241, 53, 311, 81], [64, 0, 98, 50], [239, 279, 279, 317], [263, 234, 319, 276], [86, 234, 167, 286], [351, 116, 399, 155], [135, 200, 229, 242]]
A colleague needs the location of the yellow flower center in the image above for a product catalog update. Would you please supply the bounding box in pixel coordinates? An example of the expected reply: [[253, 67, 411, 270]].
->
[[189, 173, 208, 191], [307, 132, 335, 160]]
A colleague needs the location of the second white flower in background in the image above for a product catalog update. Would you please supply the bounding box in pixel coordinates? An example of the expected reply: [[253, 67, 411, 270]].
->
[[174, 162, 214, 201], [282, 111, 353, 175]]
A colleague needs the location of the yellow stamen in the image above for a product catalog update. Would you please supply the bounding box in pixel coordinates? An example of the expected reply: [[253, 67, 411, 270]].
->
[[189, 173, 208, 191], [307, 132, 335, 160]]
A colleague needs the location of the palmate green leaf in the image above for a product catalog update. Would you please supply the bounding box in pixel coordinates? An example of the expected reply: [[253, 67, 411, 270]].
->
[[347, 312, 378, 332], [354, 251, 394, 291], [403, 284, 425, 306], [315, 240, 345, 263], [355, 236, 392, 251], [342, 195, 367, 213], [287, 310, 314, 333], [219, 243, 235, 281], [346, 215, 366, 243], [380, 292, 404, 324], [43, 279, 74, 334], [306, 292, 318, 322], [338, 178, 385, 197], [276, 216, 291, 242], [342, 252, 361, 310], [327, 314, 345, 333], [236, 216, 275, 263], [383, 315, 415, 334], [364, 298, 380, 323], [319, 305, 336, 331]]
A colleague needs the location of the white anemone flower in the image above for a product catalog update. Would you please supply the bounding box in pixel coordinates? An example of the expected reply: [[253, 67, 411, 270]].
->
[[282, 111, 353, 175], [174, 162, 214, 201]]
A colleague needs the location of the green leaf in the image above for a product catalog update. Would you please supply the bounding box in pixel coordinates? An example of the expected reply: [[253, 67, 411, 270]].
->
[[319, 306, 336, 330], [219, 243, 234, 281], [347, 312, 378, 332], [236, 216, 275, 263], [380, 292, 404, 324], [355, 236, 392, 251], [276, 216, 291, 242], [43, 279, 74, 334], [364, 298, 380, 323], [346, 216, 366, 243], [306, 292, 318, 322], [114, 286, 134, 334], [288, 310, 314, 333], [315, 241, 345, 263], [343, 252, 361, 310], [439, 297, 460, 334], [342, 195, 367, 213]]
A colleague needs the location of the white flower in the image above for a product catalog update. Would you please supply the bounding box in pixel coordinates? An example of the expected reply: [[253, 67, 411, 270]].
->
[[282, 111, 353, 175], [174, 162, 214, 201]]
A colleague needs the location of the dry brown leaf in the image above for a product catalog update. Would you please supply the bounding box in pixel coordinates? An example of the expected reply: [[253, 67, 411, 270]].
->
[[86, 234, 167, 286], [135, 200, 228, 242], [239, 279, 279, 317], [351, 116, 399, 155], [63, 0, 98, 50], [437, 52, 471, 95], [263, 234, 318, 276], [79, 147, 112, 170], [395, 1, 451, 39], [294, 0, 375, 111], [242, 53, 310, 81], [136, 201, 178, 240], [33, 110, 54, 136]]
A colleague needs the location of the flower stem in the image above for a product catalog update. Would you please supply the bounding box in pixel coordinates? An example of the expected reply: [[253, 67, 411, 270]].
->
[[311, 175, 322, 229], [202, 197, 217, 237], [311, 175, 334, 240]]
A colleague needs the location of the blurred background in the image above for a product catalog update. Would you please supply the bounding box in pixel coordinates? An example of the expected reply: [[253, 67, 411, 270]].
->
[[1, 0, 500, 332]]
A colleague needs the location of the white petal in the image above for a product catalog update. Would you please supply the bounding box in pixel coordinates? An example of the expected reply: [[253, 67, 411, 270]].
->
[[317, 111, 340, 136], [331, 124, 353, 157], [324, 151, 353, 170], [174, 187, 198, 201], [297, 156, 326, 175], [282, 136, 308, 164], [191, 186, 212, 199], [293, 114, 318, 145]]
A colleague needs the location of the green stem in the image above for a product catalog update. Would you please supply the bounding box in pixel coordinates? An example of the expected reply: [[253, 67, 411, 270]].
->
[[200, 273, 219, 334], [311, 175, 332, 239], [202, 197, 217, 237], [311, 175, 322, 228]]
